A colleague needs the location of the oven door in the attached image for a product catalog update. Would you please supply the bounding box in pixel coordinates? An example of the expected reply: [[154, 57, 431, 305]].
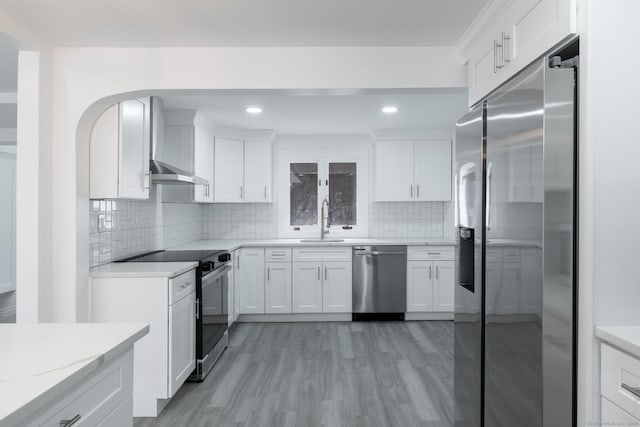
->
[[199, 264, 231, 360]]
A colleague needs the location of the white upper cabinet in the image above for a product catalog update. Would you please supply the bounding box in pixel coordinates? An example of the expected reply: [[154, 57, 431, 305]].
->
[[414, 140, 452, 201], [465, 0, 577, 106], [374, 140, 414, 202], [214, 137, 245, 202], [162, 108, 215, 203], [214, 136, 273, 203], [374, 139, 451, 202], [244, 141, 272, 202], [90, 98, 151, 200]]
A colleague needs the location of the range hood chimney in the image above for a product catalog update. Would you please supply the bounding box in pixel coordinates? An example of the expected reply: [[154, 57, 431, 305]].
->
[[149, 96, 208, 186]]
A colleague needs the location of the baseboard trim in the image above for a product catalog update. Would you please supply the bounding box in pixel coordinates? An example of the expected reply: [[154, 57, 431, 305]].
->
[[237, 313, 352, 323], [404, 312, 453, 321]]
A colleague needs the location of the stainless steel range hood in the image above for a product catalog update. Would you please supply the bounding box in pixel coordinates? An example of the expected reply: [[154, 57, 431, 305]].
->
[[149, 159, 208, 185], [149, 96, 208, 186]]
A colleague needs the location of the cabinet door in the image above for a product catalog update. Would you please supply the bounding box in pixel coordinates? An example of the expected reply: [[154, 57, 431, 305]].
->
[[496, 262, 521, 315], [118, 98, 150, 199], [194, 126, 214, 203], [265, 262, 292, 313], [244, 141, 272, 202], [467, 31, 507, 106], [214, 137, 244, 202], [506, 0, 576, 78], [433, 261, 455, 312], [227, 267, 234, 326], [237, 248, 265, 313], [601, 397, 640, 426], [414, 140, 452, 201], [322, 261, 352, 313], [374, 140, 414, 201], [168, 292, 195, 397], [406, 261, 433, 312], [292, 262, 323, 313]]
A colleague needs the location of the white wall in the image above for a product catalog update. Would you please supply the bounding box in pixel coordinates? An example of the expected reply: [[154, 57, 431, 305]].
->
[[48, 46, 466, 321], [577, 1, 640, 424]]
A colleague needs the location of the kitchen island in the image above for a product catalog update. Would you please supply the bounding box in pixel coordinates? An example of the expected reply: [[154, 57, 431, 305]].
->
[[0, 323, 148, 426]]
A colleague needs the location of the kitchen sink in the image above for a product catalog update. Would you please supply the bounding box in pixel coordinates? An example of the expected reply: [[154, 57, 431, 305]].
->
[[299, 239, 345, 243]]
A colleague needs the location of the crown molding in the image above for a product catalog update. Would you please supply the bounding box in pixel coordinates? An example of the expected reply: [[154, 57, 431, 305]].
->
[[454, 0, 513, 62]]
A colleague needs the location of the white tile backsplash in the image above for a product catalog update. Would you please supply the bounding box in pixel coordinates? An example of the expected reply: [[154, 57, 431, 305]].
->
[[369, 202, 445, 238], [89, 187, 203, 267], [204, 203, 277, 240]]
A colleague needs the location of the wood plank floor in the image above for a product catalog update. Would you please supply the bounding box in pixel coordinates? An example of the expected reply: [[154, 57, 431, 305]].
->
[[134, 321, 453, 427]]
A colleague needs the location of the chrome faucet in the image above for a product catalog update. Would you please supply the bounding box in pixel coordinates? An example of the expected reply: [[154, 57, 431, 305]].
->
[[321, 197, 330, 239]]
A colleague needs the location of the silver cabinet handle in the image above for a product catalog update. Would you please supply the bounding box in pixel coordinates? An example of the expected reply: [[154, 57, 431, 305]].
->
[[502, 32, 511, 66], [180, 282, 191, 289], [622, 383, 640, 399], [417, 184, 420, 198], [60, 415, 81, 427], [143, 172, 151, 190], [410, 184, 413, 198], [494, 39, 498, 73], [317, 266, 320, 280], [195, 298, 200, 319], [240, 186, 243, 199], [267, 267, 270, 281], [436, 265, 439, 279], [264, 185, 267, 200], [429, 265, 432, 279], [324, 266, 327, 281]]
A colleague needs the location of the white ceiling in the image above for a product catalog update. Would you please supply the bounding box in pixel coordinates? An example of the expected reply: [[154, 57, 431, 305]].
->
[[160, 89, 469, 135], [0, 0, 488, 47]]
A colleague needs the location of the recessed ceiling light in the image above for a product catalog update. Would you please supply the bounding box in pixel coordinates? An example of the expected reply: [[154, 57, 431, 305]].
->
[[382, 106, 398, 114], [245, 106, 262, 114]]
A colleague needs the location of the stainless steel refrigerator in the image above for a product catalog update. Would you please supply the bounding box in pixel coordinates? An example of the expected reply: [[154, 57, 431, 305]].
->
[[454, 54, 577, 427]]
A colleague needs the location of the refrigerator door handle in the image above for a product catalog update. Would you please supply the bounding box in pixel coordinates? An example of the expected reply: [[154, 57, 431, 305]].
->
[[486, 163, 493, 231]]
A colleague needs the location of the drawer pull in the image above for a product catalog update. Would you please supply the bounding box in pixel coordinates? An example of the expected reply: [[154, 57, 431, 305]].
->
[[622, 383, 640, 399], [427, 252, 441, 255], [180, 282, 191, 289], [60, 415, 81, 427]]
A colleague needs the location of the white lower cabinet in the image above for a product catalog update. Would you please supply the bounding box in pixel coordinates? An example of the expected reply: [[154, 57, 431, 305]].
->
[[322, 261, 352, 313], [292, 262, 323, 313], [27, 349, 134, 427], [237, 248, 265, 313], [265, 262, 292, 313], [169, 292, 196, 396], [90, 269, 196, 417], [601, 342, 640, 424], [406, 246, 454, 313], [291, 248, 352, 314]]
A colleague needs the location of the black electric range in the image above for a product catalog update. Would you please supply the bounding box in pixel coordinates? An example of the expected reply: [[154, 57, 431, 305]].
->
[[118, 249, 231, 381]]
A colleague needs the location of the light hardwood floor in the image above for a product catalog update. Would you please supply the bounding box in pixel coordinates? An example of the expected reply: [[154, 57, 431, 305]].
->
[[134, 321, 453, 427]]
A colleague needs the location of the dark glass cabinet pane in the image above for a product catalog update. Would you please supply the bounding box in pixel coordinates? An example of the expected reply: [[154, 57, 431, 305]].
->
[[329, 162, 356, 225], [290, 163, 318, 225]]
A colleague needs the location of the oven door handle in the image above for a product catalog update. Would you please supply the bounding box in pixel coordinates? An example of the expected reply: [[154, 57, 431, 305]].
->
[[201, 264, 232, 282]]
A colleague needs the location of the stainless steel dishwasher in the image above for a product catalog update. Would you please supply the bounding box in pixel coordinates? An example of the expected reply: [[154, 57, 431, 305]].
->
[[352, 246, 407, 320]]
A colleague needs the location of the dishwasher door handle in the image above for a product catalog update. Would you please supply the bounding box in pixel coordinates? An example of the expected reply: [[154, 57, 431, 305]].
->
[[368, 251, 406, 256]]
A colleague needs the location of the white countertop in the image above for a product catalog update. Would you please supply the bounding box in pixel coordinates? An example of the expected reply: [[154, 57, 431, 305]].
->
[[596, 326, 640, 359], [90, 261, 198, 278], [0, 323, 149, 426], [170, 238, 455, 252]]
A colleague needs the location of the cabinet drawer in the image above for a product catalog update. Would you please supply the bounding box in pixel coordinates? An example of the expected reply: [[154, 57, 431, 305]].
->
[[502, 248, 520, 263], [29, 349, 133, 427], [266, 248, 292, 262], [407, 246, 454, 261], [169, 269, 196, 305], [486, 248, 503, 263], [601, 396, 640, 425], [293, 247, 351, 262], [601, 343, 640, 419]]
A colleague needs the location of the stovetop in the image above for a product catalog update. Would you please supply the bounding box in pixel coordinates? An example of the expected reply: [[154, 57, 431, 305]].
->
[[118, 249, 228, 263]]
